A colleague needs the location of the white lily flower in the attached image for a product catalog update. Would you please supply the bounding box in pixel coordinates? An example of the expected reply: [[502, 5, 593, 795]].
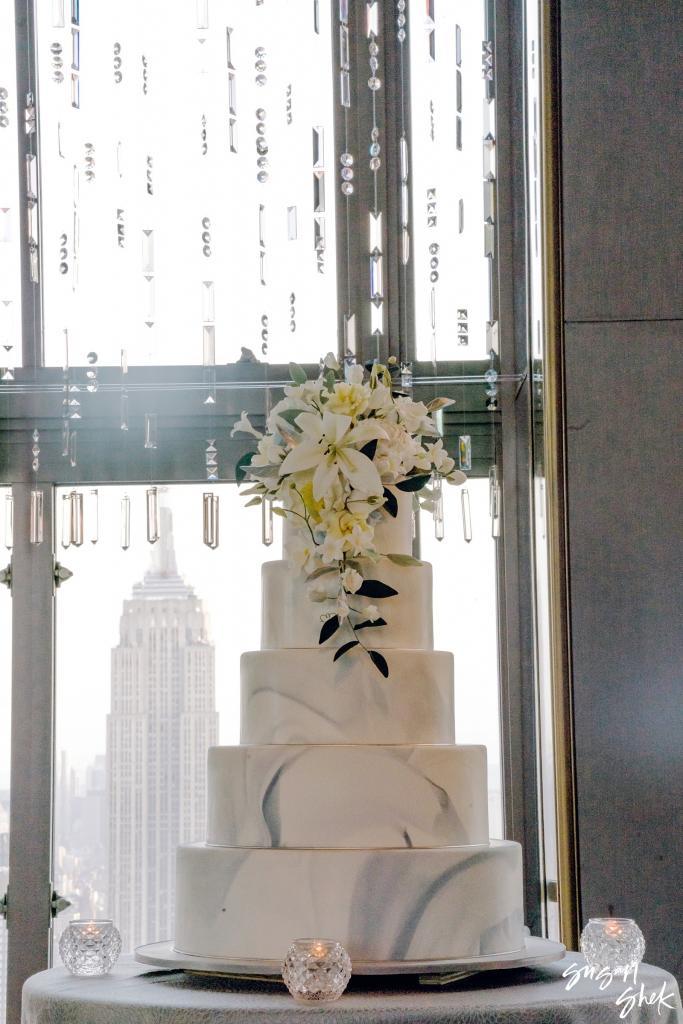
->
[[230, 411, 263, 439], [364, 604, 381, 622], [278, 410, 387, 501], [341, 567, 363, 594], [345, 362, 365, 385], [319, 533, 345, 563], [323, 352, 340, 371]]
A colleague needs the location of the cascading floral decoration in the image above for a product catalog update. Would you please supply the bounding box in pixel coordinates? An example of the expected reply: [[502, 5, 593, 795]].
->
[[232, 356, 466, 676]]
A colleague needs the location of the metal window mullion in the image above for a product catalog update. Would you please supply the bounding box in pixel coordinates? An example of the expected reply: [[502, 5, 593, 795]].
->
[[14, 0, 44, 369], [7, 484, 56, 1024]]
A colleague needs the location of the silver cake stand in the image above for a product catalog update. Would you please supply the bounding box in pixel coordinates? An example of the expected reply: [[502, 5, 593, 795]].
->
[[135, 936, 565, 985]]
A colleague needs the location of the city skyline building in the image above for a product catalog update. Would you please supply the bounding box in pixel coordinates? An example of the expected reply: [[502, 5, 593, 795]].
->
[[106, 507, 218, 951]]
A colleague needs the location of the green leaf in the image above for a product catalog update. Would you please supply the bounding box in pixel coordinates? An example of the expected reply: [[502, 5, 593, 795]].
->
[[272, 507, 288, 518], [386, 553, 423, 567], [382, 487, 398, 518], [249, 464, 281, 477], [276, 408, 304, 429], [426, 396, 455, 412], [289, 361, 307, 386], [306, 565, 338, 581], [244, 496, 262, 507], [395, 473, 431, 492], [319, 615, 340, 645], [360, 438, 378, 461], [369, 650, 389, 678], [355, 618, 387, 630], [356, 579, 398, 599], [235, 451, 255, 483], [333, 640, 359, 662]]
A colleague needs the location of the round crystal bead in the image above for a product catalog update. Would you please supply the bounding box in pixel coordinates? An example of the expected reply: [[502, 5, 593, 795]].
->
[[341, 181, 354, 196], [257, 170, 269, 183], [430, 270, 439, 282], [580, 919, 645, 976], [369, 142, 381, 156], [369, 41, 379, 55], [282, 939, 352, 1003], [429, 242, 440, 254], [369, 156, 381, 170], [341, 167, 354, 181], [397, 28, 406, 41], [340, 152, 354, 166], [59, 920, 122, 977], [255, 60, 266, 72], [397, 13, 406, 25], [371, 126, 380, 140], [256, 108, 266, 120], [255, 74, 267, 87], [369, 56, 379, 71], [368, 76, 381, 91], [484, 368, 498, 383]]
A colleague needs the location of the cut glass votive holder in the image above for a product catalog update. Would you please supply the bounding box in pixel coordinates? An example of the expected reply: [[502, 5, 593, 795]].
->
[[282, 938, 352, 1002], [580, 917, 645, 976], [58, 919, 122, 976]]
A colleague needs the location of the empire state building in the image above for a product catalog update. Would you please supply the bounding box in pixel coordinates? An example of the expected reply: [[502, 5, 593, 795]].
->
[[106, 506, 218, 951]]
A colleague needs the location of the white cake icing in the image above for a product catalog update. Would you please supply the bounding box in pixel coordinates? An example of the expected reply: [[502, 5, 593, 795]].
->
[[207, 744, 488, 849], [261, 559, 434, 650], [173, 491, 526, 963], [241, 648, 454, 745], [175, 842, 524, 962]]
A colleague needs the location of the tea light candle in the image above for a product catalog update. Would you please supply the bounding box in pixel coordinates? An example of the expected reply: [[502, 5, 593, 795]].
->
[[282, 938, 352, 1002], [580, 917, 645, 975], [58, 919, 122, 976]]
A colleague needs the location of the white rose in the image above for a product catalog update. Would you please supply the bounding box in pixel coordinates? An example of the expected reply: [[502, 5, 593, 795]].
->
[[345, 362, 365, 384], [364, 604, 381, 622], [341, 568, 363, 594]]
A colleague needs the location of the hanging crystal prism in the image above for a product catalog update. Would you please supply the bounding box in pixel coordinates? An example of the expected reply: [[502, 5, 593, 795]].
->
[[88, 488, 99, 544], [4, 493, 13, 550], [61, 420, 70, 457], [144, 413, 158, 449], [141, 229, 154, 272], [400, 362, 413, 392], [70, 490, 83, 547], [203, 492, 219, 549], [120, 494, 131, 550], [61, 493, 71, 549], [432, 473, 444, 541], [261, 496, 273, 546], [458, 435, 472, 471], [146, 486, 159, 543], [120, 391, 129, 431], [205, 439, 218, 481], [30, 489, 44, 546]]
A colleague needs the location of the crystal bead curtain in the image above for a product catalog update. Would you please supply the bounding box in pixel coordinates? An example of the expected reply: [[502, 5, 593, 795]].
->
[[37, 0, 338, 366], [0, 1, 21, 379]]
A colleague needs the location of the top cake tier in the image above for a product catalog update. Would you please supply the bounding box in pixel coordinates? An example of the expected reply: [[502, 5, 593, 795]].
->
[[267, 489, 434, 651]]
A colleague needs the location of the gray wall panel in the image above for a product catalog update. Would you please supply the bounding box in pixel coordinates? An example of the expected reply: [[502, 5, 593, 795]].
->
[[565, 321, 683, 977], [560, 0, 683, 321]]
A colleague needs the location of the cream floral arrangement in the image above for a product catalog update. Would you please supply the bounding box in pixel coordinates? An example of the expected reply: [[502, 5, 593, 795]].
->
[[232, 357, 465, 677]]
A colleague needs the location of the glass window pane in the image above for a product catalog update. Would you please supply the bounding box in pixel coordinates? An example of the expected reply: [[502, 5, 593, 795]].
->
[[53, 484, 279, 953], [36, 3, 337, 367], [0, 487, 11, 1024], [409, 1, 493, 360], [420, 479, 503, 837]]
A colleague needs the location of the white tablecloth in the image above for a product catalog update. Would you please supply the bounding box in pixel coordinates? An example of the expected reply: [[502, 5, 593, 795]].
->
[[22, 954, 682, 1023]]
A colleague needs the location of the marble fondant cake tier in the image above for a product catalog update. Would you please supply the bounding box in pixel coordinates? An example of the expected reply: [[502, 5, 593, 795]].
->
[[240, 648, 455, 745], [206, 744, 488, 849], [261, 559, 433, 651], [175, 840, 525, 962]]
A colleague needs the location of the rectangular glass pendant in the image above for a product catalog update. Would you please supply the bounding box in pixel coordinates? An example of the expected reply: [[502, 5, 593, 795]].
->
[[484, 180, 496, 223], [366, 1, 378, 38], [458, 435, 472, 471], [4, 493, 13, 550], [196, 0, 209, 29], [369, 212, 382, 252], [143, 275, 155, 322], [339, 0, 349, 22], [484, 222, 495, 258], [120, 391, 129, 431], [455, 24, 462, 65], [370, 301, 383, 334], [30, 490, 44, 546], [370, 253, 383, 300], [340, 70, 351, 108], [141, 229, 154, 273], [120, 495, 131, 550], [340, 24, 349, 69], [483, 137, 496, 180], [312, 126, 324, 168], [203, 325, 216, 366], [261, 497, 273, 547], [489, 466, 501, 538], [226, 27, 234, 69], [71, 28, 80, 70], [68, 430, 78, 467], [228, 73, 237, 116], [53, 0, 65, 26], [202, 281, 215, 321], [432, 474, 444, 541], [0, 207, 11, 244], [287, 205, 298, 240], [456, 116, 462, 150], [461, 488, 472, 542], [228, 118, 238, 153], [61, 493, 71, 549], [258, 204, 266, 247], [458, 198, 464, 233], [401, 227, 410, 265], [71, 0, 79, 24], [456, 70, 462, 112], [146, 487, 159, 544], [344, 313, 356, 356], [71, 74, 79, 109], [314, 217, 325, 252], [88, 488, 99, 544], [259, 251, 266, 285], [70, 490, 83, 547], [144, 413, 158, 450], [486, 320, 499, 354], [25, 154, 38, 198], [313, 173, 325, 214], [203, 492, 219, 549], [399, 136, 409, 182], [313, 0, 320, 33]]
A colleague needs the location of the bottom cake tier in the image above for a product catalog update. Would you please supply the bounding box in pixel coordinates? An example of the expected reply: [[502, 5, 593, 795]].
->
[[175, 840, 524, 962]]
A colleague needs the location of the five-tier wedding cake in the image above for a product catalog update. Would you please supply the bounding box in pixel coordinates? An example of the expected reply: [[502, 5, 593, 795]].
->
[[174, 483, 525, 963]]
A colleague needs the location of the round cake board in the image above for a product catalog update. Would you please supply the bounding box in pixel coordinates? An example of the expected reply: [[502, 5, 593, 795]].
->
[[135, 936, 565, 981]]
